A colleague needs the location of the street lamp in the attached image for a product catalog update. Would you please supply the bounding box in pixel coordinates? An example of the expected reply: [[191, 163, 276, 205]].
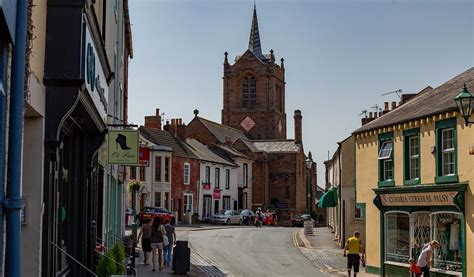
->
[[454, 83, 474, 126], [305, 152, 313, 213]]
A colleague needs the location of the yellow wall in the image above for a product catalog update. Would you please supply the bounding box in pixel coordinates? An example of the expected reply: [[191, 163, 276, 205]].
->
[[355, 113, 474, 275], [30, 0, 47, 81]]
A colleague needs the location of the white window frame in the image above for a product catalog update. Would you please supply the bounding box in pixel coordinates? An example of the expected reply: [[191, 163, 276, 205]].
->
[[441, 128, 455, 176], [408, 136, 419, 180], [378, 141, 393, 160], [183, 163, 190, 185], [215, 168, 220, 188], [184, 194, 193, 214], [205, 166, 211, 183], [225, 169, 230, 189]]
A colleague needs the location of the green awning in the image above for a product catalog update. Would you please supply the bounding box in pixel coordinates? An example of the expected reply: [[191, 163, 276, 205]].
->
[[317, 187, 338, 208]]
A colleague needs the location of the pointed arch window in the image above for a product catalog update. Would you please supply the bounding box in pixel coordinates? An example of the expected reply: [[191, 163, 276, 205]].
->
[[242, 77, 257, 108]]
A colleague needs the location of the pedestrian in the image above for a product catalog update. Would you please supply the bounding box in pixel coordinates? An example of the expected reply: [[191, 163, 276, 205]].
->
[[137, 219, 152, 265], [255, 207, 263, 228], [343, 231, 365, 277], [409, 258, 422, 277], [150, 217, 166, 271], [417, 240, 440, 277], [163, 217, 177, 267]]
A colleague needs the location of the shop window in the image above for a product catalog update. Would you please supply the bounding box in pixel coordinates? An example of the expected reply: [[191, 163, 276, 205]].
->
[[378, 133, 394, 187], [432, 213, 462, 272], [435, 118, 458, 183], [385, 212, 410, 263], [411, 212, 431, 259], [404, 128, 420, 185], [183, 163, 190, 185], [215, 168, 220, 188]]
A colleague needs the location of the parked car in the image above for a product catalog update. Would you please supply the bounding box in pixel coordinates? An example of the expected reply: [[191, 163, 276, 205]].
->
[[211, 210, 242, 225], [289, 214, 314, 227], [240, 209, 255, 225], [138, 207, 174, 225]]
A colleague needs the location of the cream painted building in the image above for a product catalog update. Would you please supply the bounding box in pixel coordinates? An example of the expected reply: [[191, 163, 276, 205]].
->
[[354, 68, 473, 276]]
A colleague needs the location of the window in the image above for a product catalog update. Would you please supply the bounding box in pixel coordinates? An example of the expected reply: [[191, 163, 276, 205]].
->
[[164, 157, 170, 182], [164, 192, 170, 210], [205, 166, 211, 183], [242, 77, 256, 108], [184, 163, 190, 185], [223, 196, 231, 210], [154, 192, 161, 207], [184, 194, 193, 213], [435, 118, 458, 183], [225, 169, 230, 189], [432, 213, 462, 272], [404, 129, 420, 185], [130, 166, 136, 179], [243, 163, 248, 188], [354, 203, 366, 220], [140, 167, 146, 181], [378, 133, 394, 187], [154, 156, 161, 182], [215, 168, 220, 188], [386, 212, 410, 263]]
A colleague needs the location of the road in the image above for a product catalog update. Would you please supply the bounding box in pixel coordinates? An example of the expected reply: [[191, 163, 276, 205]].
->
[[186, 226, 330, 276]]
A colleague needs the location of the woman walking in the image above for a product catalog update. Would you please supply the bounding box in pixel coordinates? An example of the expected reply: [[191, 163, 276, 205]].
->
[[163, 217, 177, 266], [137, 219, 152, 265], [150, 217, 166, 271]]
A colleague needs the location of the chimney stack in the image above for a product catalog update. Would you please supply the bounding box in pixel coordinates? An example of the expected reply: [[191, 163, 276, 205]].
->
[[383, 102, 389, 114], [391, 101, 397, 110], [361, 111, 378, 126], [144, 108, 162, 130], [165, 118, 187, 141], [294, 110, 302, 145]]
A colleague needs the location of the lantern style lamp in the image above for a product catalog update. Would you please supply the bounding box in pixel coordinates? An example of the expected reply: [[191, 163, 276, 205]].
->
[[454, 83, 474, 126], [305, 152, 313, 170]]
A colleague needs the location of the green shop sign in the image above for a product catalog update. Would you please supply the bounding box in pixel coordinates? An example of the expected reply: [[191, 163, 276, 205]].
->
[[108, 130, 139, 165]]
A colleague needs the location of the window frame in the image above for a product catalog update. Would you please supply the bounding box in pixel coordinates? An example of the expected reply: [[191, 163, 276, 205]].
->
[[164, 156, 170, 182], [225, 169, 230, 190], [243, 163, 248, 188], [184, 193, 193, 213], [215, 167, 220, 188], [154, 156, 161, 182], [403, 128, 420, 186], [435, 118, 458, 183], [205, 166, 211, 183], [183, 162, 190, 185], [378, 132, 395, 187]]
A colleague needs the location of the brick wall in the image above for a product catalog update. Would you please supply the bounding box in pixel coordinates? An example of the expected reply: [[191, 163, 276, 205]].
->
[[171, 156, 199, 222]]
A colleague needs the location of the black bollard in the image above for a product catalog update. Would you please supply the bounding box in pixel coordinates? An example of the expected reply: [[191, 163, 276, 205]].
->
[[172, 240, 190, 275]]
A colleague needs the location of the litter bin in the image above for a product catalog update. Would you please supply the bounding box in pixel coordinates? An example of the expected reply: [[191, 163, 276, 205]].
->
[[303, 219, 314, 235], [172, 240, 190, 275]]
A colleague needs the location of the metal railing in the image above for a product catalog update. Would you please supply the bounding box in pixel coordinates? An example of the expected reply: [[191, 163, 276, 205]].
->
[[50, 241, 97, 277]]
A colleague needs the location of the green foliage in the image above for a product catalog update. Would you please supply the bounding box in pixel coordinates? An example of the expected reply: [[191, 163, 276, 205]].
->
[[96, 242, 126, 277]]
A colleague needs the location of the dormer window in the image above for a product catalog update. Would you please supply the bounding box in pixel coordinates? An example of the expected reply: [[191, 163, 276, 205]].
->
[[242, 77, 256, 109]]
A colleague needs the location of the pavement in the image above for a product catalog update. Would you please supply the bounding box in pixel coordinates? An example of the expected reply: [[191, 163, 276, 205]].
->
[[296, 227, 379, 276]]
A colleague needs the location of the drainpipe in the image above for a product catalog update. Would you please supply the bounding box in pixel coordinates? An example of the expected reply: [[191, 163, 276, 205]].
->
[[4, 0, 27, 276], [337, 142, 343, 248]]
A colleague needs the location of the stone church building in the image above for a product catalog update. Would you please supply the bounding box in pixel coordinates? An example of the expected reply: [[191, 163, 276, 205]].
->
[[186, 5, 316, 215]]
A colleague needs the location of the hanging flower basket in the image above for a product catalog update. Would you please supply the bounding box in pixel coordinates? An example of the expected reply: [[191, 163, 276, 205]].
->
[[127, 180, 141, 192]]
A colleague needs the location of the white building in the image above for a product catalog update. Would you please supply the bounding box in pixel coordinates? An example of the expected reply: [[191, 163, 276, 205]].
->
[[186, 139, 239, 221]]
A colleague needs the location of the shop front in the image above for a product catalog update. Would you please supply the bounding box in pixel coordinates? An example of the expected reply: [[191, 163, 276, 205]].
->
[[373, 183, 467, 277]]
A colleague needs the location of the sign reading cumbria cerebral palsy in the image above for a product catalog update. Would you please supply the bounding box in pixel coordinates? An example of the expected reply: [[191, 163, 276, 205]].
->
[[380, 191, 457, 206], [108, 130, 139, 165]]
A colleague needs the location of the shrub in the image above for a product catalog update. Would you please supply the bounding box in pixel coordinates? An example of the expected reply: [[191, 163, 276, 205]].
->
[[96, 242, 126, 277]]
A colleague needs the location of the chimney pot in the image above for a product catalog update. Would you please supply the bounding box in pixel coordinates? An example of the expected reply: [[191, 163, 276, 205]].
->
[[384, 102, 389, 112], [369, 112, 373, 118], [391, 101, 396, 110]]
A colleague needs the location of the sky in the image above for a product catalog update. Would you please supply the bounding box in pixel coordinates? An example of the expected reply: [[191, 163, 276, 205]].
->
[[127, 0, 473, 185]]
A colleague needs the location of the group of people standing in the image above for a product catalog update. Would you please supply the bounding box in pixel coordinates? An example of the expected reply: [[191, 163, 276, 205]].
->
[[255, 208, 278, 227], [138, 217, 177, 271]]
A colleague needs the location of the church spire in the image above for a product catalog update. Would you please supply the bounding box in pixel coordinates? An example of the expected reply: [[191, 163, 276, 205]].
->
[[248, 2, 266, 61]]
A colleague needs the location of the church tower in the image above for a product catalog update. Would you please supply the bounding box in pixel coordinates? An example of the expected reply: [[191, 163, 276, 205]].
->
[[221, 4, 287, 140]]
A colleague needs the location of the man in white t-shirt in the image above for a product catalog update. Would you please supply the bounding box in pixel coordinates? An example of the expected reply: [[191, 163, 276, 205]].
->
[[417, 240, 440, 277]]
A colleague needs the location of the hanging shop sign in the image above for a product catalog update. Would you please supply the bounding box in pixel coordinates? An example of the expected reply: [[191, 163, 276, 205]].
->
[[213, 189, 222, 199], [380, 191, 457, 207], [139, 147, 150, 167], [84, 23, 108, 123], [0, 0, 17, 41], [108, 130, 139, 165]]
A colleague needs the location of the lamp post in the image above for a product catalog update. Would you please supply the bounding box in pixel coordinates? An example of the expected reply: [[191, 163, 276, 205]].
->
[[305, 152, 314, 214], [454, 83, 474, 126]]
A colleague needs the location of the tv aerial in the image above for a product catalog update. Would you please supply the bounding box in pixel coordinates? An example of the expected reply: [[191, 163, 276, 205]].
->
[[359, 109, 367, 117], [382, 89, 402, 100]]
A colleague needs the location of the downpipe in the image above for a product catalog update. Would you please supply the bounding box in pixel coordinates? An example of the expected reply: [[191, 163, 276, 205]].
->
[[4, 0, 28, 276]]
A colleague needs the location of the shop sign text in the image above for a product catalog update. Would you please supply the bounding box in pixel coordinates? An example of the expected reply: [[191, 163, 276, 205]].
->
[[380, 191, 457, 206]]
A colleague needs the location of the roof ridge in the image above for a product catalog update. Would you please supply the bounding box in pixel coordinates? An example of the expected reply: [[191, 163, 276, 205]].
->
[[198, 117, 247, 134]]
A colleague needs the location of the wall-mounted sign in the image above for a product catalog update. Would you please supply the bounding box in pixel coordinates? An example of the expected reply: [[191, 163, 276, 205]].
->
[[213, 189, 222, 199], [240, 116, 256, 132], [0, 0, 17, 41], [380, 191, 457, 207], [84, 23, 108, 123], [202, 183, 211, 190], [108, 130, 139, 165], [139, 147, 150, 167]]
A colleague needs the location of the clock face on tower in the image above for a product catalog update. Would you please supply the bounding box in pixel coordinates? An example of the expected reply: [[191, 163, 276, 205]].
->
[[240, 116, 256, 132]]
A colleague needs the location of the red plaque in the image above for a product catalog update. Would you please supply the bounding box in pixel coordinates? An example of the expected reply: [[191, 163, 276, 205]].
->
[[139, 147, 150, 167], [202, 183, 211, 190], [213, 189, 221, 199]]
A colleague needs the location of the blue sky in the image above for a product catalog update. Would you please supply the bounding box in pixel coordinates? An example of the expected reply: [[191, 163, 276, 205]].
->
[[128, 0, 473, 185]]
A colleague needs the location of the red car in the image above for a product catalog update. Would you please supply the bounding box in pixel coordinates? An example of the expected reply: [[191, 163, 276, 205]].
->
[[138, 207, 174, 225]]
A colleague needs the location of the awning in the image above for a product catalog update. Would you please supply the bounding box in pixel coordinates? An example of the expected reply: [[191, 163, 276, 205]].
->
[[317, 187, 338, 208]]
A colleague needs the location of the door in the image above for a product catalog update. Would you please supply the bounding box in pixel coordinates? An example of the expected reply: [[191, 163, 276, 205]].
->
[[214, 200, 219, 215], [203, 196, 212, 219]]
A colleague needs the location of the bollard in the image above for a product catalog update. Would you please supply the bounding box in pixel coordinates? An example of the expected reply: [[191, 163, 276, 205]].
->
[[172, 240, 190, 274]]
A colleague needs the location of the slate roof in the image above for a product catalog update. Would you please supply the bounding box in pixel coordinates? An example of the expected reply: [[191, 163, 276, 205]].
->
[[186, 139, 236, 167], [195, 117, 249, 144], [354, 67, 474, 134], [212, 144, 251, 160], [253, 140, 301, 153], [139, 126, 197, 159]]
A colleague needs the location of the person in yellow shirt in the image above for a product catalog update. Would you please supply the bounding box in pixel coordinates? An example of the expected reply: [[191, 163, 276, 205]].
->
[[343, 231, 365, 277]]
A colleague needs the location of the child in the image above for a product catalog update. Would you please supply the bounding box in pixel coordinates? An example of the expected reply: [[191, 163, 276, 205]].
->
[[409, 258, 421, 277]]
